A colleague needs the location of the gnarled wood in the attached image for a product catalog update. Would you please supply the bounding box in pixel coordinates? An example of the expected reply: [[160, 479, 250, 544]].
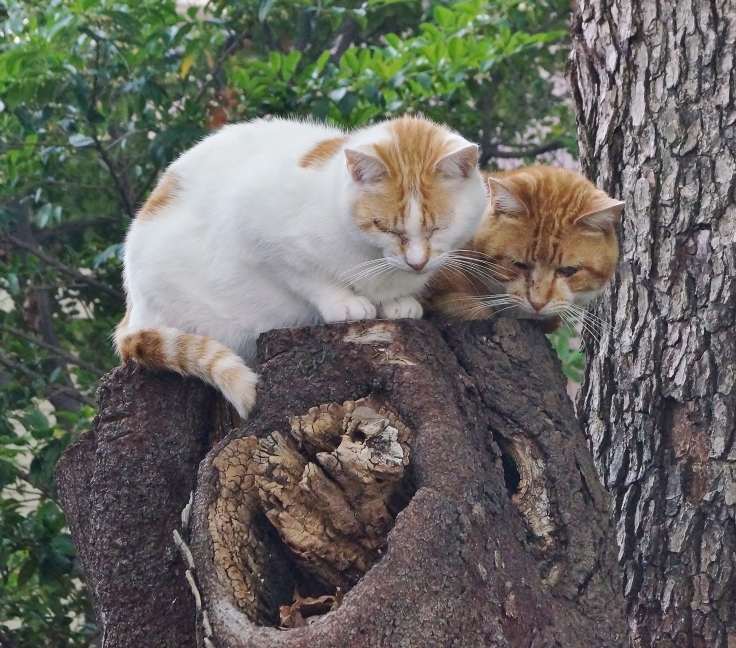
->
[[57, 319, 627, 647]]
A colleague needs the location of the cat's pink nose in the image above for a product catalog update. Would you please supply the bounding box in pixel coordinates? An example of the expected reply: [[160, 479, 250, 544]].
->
[[529, 298, 547, 311], [408, 260, 427, 271]]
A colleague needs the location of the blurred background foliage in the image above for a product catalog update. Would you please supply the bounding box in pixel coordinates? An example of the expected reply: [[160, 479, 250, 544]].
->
[[0, 0, 575, 644]]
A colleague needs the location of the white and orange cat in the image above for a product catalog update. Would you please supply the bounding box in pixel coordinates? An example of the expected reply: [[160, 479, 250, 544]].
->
[[425, 165, 624, 332], [116, 116, 488, 416]]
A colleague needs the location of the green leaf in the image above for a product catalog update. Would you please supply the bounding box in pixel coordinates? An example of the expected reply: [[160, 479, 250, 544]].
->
[[312, 50, 331, 75], [69, 134, 95, 147], [93, 243, 123, 268], [258, 0, 278, 22], [22, 409, 49, 432], [448, 37, 464, 60], [384, 33, 401, 49], [35, 203, 54, 228], [433, 6, 456, 31], [0, 458, 16, 490], [17, 559, 38, 588], [105, 10, 140, 36], [281, 51, 301, 82], [269, 51, 282, 73], [4, 273, 20, 295], [50, 534, 77, 558]]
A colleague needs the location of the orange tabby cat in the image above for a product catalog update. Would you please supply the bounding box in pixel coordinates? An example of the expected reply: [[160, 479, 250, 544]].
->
[[425, 165, 624, 333]]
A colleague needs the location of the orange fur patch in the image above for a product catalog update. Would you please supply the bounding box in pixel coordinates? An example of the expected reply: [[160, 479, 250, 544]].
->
[[218, 364, 246, 390], [119, 329, 166, 365], [299, 137, 348, 168], [350, 116, 456, 235], [426, 165, 621, 318], [205, 348, 230, 374], [137, 172, 180, 219]]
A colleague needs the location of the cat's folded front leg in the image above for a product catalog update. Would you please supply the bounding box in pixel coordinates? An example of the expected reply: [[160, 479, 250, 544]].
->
[[378, 296, 423, 320]]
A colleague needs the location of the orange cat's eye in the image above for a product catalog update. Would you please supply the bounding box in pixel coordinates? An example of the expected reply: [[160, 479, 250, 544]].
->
[[513, 261, 530, 271], [557, 266, 580, 277]]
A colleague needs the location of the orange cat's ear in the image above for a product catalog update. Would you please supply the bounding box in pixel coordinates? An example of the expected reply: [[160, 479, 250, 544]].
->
[[575, 198, 625, 232], [487, 178, 528, 217], [434, 141, 479, 179], [345, 148, 388, 184]]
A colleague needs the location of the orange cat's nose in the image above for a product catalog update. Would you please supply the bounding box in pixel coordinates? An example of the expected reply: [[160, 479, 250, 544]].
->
[[529, 297, 547, 311]]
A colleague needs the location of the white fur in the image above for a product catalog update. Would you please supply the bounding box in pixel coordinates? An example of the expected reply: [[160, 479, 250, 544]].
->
[[121, 118, 487, 412]]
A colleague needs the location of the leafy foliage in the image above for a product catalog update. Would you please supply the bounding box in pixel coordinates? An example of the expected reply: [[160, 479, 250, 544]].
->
[[0, 0, 574, 644], [548, 326, 585, 383]]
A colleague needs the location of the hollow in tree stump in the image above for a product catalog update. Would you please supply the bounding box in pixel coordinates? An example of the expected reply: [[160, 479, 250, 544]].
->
[[56, 319, 627, 647]]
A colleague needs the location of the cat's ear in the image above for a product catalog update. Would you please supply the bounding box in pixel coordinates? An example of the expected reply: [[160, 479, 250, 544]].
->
[[576, 197, 625, 232], [344, 148, 388, 184], [487, 177, 528, 218], [434, 140, 479, 179]]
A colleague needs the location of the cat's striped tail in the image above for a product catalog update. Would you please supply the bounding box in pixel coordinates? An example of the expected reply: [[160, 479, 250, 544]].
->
[[114, 325, 258, 419]]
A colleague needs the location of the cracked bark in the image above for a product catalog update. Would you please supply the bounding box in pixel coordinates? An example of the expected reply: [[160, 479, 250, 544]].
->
[[56, 319, 627, 647], [569, 1, 736, 646]]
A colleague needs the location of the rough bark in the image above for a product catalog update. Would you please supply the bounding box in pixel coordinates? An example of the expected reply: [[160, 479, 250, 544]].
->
[[57, 319, 627, 647], [569, 2, 736, 646]]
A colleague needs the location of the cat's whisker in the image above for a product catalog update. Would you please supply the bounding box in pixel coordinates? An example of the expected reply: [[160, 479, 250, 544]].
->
[[489, 304, 521, 318], [565, 302, 609, 326], [341, 261, 394, 286], [449, 249, 518, 272], [450, 295, 518, 319], [558, 311, 579, 339], [566, 305, 614, 344], [350, 266, 395, 287], [442, 294, 515, 305], [439, 262, 495, 289], [449, 258, 514, 279], [566, 308, 616, 353], [446, 253, 515, 281], [338, 258, 392, 283], [443, 259, 505, 288]]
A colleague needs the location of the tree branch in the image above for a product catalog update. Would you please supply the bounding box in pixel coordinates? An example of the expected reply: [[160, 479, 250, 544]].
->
[[294, 7, 315, 53], [12, 464, 56, 501], [134, 166, 162, 207], [193, 25, 251, 105], [36, 216, 118, 241], [0, 324, 106, 376], [0, 356, 97, 408], [0, 627, 19, 648], [91, 134, 135, 218], [2, 233, 125, 302], [328, 17, 359, 67], [481, 140, 568, 162]]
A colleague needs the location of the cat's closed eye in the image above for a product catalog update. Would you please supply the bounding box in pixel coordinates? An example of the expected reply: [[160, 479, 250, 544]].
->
[[556, 266, 580, 278], [513, 261, 531, 271]]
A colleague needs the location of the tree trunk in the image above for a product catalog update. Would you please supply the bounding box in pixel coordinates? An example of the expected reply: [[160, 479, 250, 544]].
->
[[57, 319, 627, 647], [569, 2, 736, 646]]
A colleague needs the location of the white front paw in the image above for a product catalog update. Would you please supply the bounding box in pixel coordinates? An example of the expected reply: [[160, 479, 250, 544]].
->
[[320, 296, 377, 323], [378, 296, 423, 320]]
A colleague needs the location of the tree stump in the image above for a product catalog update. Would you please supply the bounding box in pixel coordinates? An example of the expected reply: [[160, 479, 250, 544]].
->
[[56, 319, 628, 647]]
